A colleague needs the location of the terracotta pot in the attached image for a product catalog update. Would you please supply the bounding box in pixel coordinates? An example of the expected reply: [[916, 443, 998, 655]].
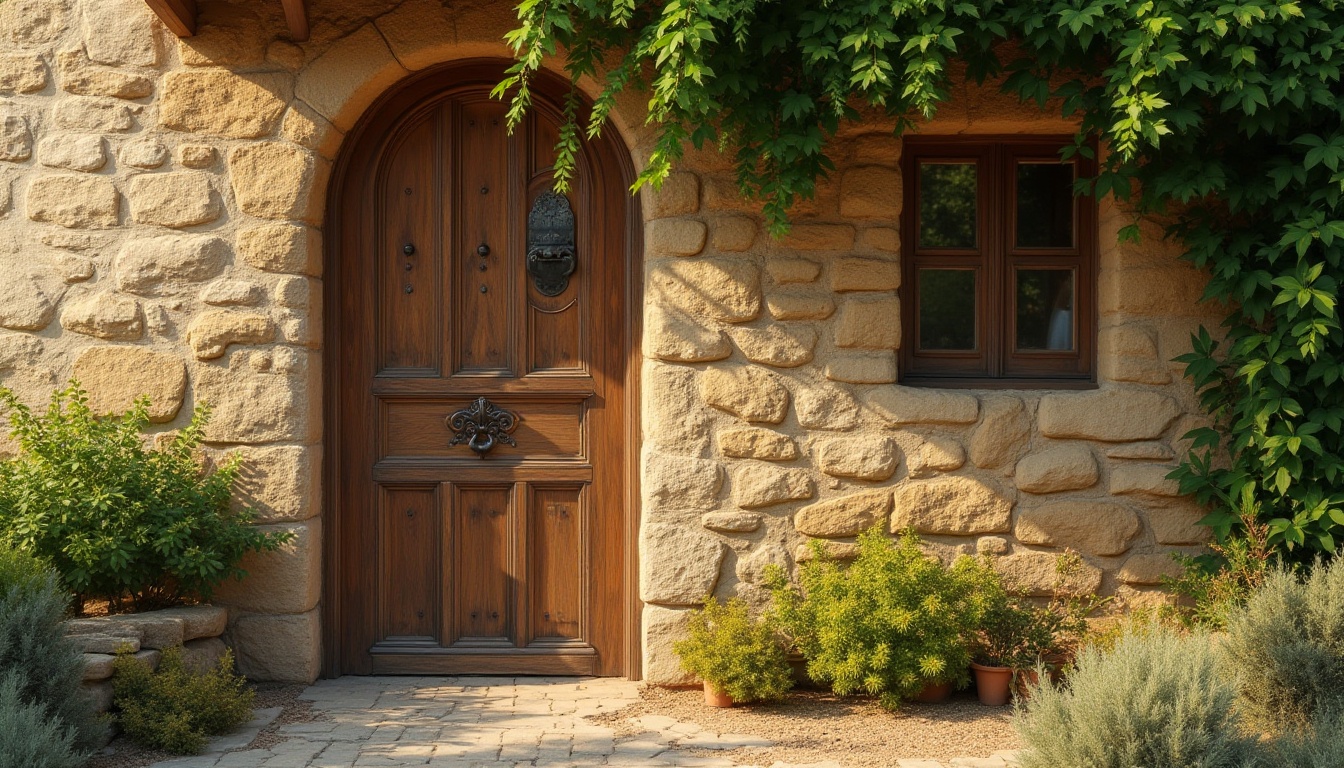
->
[[703, 681, 734, 708], [912, 680, 952, 703], [1015, 668, 1040, 700], [971, 662, 1014, 706]]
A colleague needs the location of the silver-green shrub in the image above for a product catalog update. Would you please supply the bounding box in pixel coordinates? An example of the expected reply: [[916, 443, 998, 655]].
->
[[1223, 562, 1344, 731], [1014, 629, 1261, 768], [1268, 710, 1344, 768], [0, 673, 84, 768]]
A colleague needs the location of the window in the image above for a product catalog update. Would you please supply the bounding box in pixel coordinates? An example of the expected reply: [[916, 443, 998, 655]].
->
[[901, 137, 1096, 386]]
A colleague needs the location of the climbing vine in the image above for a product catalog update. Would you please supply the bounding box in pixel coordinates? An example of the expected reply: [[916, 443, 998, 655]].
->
[[497, 0, 1344, 562]]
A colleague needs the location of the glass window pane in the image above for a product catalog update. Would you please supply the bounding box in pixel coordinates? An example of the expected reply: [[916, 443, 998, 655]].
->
[[919, 162, 977, 248], [1016, 162, 1075, 248], [1016, 269, 1074, 351], [919, 269, 977, 350]]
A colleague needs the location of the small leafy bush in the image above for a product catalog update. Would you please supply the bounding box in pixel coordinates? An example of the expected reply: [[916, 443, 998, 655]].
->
[[1014, 628, 1259, 768], [113, 645, 255, 754], [766, 526, 998, 709], [974, 596, 1058, 671], [673, 596, 794, 703], [1223, 560, 1344, 732], [0, 548, 106, 761], [1165, 499, 1276, 630], [0, 382, 292, 612]]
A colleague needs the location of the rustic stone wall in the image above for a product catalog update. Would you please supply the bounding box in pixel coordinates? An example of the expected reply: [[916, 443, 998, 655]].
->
[[0, 0, 1221, 685]]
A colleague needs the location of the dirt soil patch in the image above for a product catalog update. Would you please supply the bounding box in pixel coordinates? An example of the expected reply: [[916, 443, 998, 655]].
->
[[590, 686, 1021, 765]]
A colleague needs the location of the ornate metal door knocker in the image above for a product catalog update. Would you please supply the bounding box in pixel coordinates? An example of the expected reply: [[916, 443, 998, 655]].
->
[[446, 397, 519, 458], [526, 191, 577, 296]]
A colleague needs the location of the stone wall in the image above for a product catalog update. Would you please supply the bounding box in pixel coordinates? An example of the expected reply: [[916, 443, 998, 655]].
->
[[0, 0, 1222, 685]]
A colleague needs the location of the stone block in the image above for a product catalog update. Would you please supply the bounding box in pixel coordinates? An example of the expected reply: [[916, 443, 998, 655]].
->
[[53, 98, 134, 132], [1015, 445, 1099, 494], [795, 383, 860, 431], [976, 536, 1010, 555], [160, 70, 291, 138], [839, 166, 901, 218], [795, 540, 860, 562], [732, 464, 813, 509], [794, 489, 891, 538], [27, 174, 118, 228], [1118, 553, 1185, 586], [0, 267, 59, 331], [711, 217, 757, 252], [765, 258, 821, 284], [643, 449, 722, 517], [224, 444, 320, 523], [213, 520, 321, 615], [0, 115, 30, 161], [863, 227, 900, 252], [643, 605, 695, 685], [176, 3, 268, 67], [647, 218, 707, 257], [1110, 464, 1182, 496], [701, 365, 789, 423], [228, 142, 319, 222], [969, 396, 1029, 470], [129, 172, 222, 228], [120, 138, 168, 169], [1149, 502, 1212, 545], [237, 223, 322, 276], [719, 427, 797, 461], [640, 523, 725, 605], [995, 552, 1103, 597], [906, 435, 966, 478], [187, 310, 275, 360], [179, 145, 217, 169], [700, 511, 762, 533], [643, 364, 711, 456], [649, 258, 761, 322], [38, 134, 106, 172], [729, 325, 816, 367], [295, 23, 409, 131], [72, 346, 186, 423], [227, 608, 321, 683], [832, 257, 901, 292], [644, 304, 729, 363], [80, 0, 158, 66], [780, 223, 854, 251], [83, 681, 113, 714], [815, 435, 899, 481], [0, 54, 46, 93], [373, 0, 460, 71], [648, 172, 700, 217], [151, 605, 229, 641], [1015, 501, 1142, 556], [114, 615, 186, 650], [891, 476, 1012, 535], [767, 291, 835, 320], [55, 50, 151, 99], [115, 234, 229, 295], [835, 296, 900, 348], [68, 633, 140, 654], [865, 386, 979, 426], [83, 653, 115, 682], [201, 279, 264, 307], [60, 293, 143, 340], [825, 351, 896, 384], [1106, 442, 1175, 461], [191, 349, 317, 443], [1038, 389, 1181, 442], [181, 637, 228, 674]]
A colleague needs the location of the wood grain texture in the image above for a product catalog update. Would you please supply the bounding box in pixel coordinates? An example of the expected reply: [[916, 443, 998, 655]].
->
[[325, 61, 640, 678], [143, 0, 197, 36]]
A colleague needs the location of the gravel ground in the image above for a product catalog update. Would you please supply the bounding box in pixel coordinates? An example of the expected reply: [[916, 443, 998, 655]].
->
[[591, 686, 1021, 765], [86, 682, 318, 768]]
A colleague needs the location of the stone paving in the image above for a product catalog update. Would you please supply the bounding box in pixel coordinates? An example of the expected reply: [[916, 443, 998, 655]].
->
[[145, 677, 1019, 768]]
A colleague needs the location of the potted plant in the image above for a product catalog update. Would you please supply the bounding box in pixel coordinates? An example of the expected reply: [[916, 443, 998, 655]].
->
[[674, 596, 794, 707], [971, 597, 1054, 706]]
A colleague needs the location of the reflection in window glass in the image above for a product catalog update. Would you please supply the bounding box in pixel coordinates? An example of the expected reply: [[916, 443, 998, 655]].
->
[[919, 269, 976, 350], [1016, 162, 1075, 248], [919, 163, 977, 248], [1016, 269, 1074, 351]]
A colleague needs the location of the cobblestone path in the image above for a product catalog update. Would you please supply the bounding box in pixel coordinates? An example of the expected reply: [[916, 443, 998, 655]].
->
[[147, 677, 1019, 768]]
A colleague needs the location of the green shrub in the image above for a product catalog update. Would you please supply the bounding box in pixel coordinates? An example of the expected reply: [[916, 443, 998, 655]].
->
[[113, 645, 255, 754], [1266, 710, 1344, 768], [1223, 561, 1344, 732], [0, 382, 292, 612], [766, 526, 998, 709], [974, 596, 1059, 671], [0, 673, 85, 768], [0, 548, 106, 756], [1014, 629, 1260, 768], [673, 596, 794, 703], [1165, 498, 1276, 630]]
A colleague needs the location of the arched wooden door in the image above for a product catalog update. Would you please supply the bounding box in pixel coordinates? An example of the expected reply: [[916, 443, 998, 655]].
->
[[325, 62, 639, 677]]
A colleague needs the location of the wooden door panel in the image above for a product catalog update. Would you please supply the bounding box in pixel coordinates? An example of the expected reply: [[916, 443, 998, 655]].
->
[[378, 115, 442, 374], [527, 484, 585, 642], [330, 64, 635, 678], [378, 486, 440, 643], [449, 484, 514, 645]]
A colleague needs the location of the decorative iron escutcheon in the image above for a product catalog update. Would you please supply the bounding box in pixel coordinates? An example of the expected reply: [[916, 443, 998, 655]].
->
[[446, 397, 519, 458], [526, 190, 577, 296]]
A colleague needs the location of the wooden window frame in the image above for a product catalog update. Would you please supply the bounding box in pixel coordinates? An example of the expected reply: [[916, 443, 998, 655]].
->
[[900, 136, 1097, 389]]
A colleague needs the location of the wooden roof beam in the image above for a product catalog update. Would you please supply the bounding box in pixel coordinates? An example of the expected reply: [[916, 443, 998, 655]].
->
[[281, 0, 309, 42], [144, 0, 197, 37]]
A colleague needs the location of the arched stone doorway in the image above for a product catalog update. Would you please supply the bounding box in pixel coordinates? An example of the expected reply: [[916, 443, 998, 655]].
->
[[323, 60, 642, 678]]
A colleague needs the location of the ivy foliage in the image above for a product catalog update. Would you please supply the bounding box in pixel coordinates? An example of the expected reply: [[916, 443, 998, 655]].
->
[[499, 0, 1344, 561]]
